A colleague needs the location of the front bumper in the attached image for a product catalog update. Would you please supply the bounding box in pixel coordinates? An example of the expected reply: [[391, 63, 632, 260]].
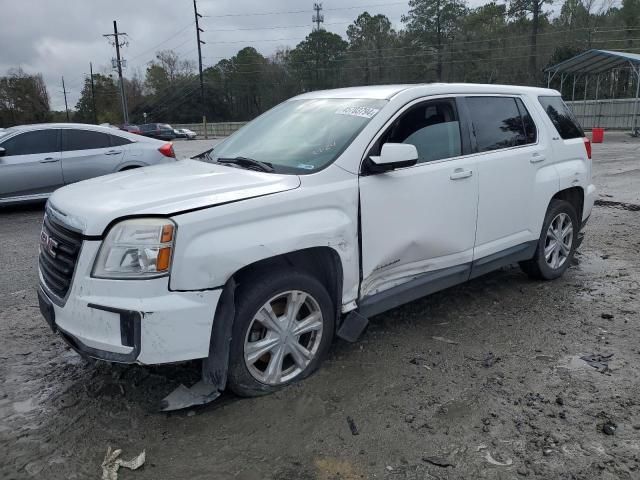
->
[[39, 240, 221, 364]]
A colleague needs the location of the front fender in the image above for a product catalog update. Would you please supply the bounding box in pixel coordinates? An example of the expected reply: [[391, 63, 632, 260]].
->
[[169, 167, 360, 304]]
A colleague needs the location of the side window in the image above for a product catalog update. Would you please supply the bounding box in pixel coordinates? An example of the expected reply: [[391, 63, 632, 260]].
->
[[516, 98, 537, 145], [62, 129, 110, 151], [110, 134, 132, 147], [376, 98, 462, 163], [538, 95, 584, 139], [1, 130, 59, 156], [466, 96, 527, 152]]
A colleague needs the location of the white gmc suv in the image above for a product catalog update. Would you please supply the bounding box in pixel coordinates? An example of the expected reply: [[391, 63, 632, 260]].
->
[[38, 84, 595, 399]]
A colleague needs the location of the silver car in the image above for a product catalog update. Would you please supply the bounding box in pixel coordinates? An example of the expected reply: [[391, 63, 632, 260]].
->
[[0, 123, 177, 206]]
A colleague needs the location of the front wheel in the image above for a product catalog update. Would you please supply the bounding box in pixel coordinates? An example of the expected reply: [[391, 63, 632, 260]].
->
[[227, 270, 335, 397], [520, 199, 579, 280]]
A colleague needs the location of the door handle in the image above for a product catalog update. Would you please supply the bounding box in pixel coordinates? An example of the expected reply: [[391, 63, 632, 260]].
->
[[530, 153, 546, 164], [40, 157, 59, 163], [105, 150, 122, 155], [450, 168, 473, 180]]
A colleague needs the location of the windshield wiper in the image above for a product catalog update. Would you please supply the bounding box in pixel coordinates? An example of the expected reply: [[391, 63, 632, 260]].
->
[[217, 156, 274, 172]]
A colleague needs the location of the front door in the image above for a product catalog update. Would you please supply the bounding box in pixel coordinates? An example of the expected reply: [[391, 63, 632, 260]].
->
[[359, 97, 479, 300], [0, 129, 63, 202]]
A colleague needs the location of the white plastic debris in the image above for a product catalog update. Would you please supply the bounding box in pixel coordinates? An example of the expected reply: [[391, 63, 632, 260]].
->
[[476, 444, 513, 466], [101, 447, 146, 480], [484, 451, 513, 466]]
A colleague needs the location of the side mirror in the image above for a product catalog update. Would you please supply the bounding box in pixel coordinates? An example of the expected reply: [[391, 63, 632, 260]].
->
[[0, 147, 5, 157], [367, 143, 418, 173]]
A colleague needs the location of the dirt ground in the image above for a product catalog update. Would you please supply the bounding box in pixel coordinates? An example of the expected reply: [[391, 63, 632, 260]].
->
[[1, 134, 640, 479]]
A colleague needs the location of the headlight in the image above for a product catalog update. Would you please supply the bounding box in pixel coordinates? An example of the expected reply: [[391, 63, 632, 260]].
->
[[92, 218, 176, 279]]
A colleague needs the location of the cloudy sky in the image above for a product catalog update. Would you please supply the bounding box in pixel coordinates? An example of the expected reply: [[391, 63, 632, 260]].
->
[[0, 0, 493, 110]]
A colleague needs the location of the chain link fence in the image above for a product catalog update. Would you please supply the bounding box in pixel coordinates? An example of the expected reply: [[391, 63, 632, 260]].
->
[[567, 98, 640, 130], [173, 122, 247, 137]]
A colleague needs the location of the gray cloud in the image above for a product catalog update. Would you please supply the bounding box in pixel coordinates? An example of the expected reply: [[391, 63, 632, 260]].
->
[[1, 0, 488, 110]]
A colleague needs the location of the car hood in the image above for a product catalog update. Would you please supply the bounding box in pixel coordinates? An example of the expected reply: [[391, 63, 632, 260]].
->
[[48, 159, 301, 235]]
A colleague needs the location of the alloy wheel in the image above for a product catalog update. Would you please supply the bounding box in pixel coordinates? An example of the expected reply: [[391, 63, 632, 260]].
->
[[244, 290, 324, 385], [544, 212, 574, 269]]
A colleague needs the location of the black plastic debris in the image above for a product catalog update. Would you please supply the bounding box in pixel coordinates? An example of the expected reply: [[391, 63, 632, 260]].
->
[[422, 456, 454, 468], [483, 352, 499, 368], [602, 421, 617, 435], [347, 416, 359, 435], [580, 353, 614, 374]]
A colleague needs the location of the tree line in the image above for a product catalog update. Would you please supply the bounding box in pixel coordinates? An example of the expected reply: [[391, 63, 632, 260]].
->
[[2, 0, 640, 128]]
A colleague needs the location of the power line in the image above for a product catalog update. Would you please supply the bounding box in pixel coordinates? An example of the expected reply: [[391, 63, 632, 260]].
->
[[207, 20, 350, 33], [127, 21, 195, 63], [210, 1, 407, 18]]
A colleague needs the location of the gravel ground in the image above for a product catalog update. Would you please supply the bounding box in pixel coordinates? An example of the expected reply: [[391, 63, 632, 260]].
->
[[1, 134, 639, 479]]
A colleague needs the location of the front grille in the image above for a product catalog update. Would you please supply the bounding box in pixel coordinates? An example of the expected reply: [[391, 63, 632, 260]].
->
[[39, 214, 82, 299]]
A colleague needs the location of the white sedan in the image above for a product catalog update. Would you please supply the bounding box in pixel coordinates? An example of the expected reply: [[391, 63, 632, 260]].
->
[[0, 123, 177, 206], [175, 128, 197, 140]]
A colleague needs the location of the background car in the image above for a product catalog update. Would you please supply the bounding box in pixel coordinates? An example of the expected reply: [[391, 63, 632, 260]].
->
[[0, 123, 176, 206], [121, 124, 142, 135], [139, 123, 177, 141], [174, 128, 197, 140]]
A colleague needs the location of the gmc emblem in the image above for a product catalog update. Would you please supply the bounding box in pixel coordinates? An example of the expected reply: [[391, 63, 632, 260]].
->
[[40, 230, 59, 258]]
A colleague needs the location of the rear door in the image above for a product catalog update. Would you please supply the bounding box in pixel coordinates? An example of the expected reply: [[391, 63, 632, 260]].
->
[[0, 129, 63, 202], [60, 128, 124, 184], [465, 95, 553, 267]]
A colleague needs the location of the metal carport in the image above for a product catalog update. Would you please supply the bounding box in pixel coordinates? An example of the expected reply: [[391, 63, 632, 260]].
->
[[544, 49, 640, 135]]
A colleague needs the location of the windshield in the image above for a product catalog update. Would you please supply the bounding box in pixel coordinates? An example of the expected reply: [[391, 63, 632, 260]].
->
[[210, 98, 387, 174]]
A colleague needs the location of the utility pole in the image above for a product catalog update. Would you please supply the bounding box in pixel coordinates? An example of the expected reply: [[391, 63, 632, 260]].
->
[[89, 62, 98, 124], [61, 76, 70, 122], [313, 2, 324, 31], [103, 21, 129, 124], [312, 3, 324, 88], [194, 0, 207, 139]]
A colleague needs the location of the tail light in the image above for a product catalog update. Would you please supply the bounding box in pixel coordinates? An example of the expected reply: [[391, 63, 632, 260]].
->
[[583, 137, 592, 160], [158, 143, 175, 158]]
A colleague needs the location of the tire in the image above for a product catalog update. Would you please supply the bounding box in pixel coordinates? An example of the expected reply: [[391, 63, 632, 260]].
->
[[519, 199, 579, 280], [227, 269, 335, 397]]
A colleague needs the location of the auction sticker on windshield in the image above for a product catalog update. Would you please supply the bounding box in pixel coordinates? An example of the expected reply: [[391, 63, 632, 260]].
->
[[336, 106, 380, 118]]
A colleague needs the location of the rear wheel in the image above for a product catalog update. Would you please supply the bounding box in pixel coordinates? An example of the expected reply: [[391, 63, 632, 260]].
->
[[520, 199, 578, 280], [227, 269, 334, 397]]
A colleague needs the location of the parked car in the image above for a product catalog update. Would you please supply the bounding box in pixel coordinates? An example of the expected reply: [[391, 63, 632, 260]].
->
[[139, 123, 177, 141], [38, 84, 595, 401], [121, 124, 142, 135], [174, 128, 197, 140], [0, 123, 176, 205]]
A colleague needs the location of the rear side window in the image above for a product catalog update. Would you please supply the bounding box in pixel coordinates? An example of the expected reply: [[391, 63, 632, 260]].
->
[[109, 134, 132, 146], [466, 96, 529, 152], [1, 129, 59, 155], [62, 129, 110, 151], [538, 96, 584, 139]]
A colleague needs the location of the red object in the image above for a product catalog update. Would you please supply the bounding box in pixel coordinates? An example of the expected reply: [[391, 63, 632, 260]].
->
[[583, 137, 592, 159], [591, 127, 604, 143], [158, 142, 175, 158]]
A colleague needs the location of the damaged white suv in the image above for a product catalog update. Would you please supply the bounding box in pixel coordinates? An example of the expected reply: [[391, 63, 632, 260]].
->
[[38, 84, 595, 401]]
